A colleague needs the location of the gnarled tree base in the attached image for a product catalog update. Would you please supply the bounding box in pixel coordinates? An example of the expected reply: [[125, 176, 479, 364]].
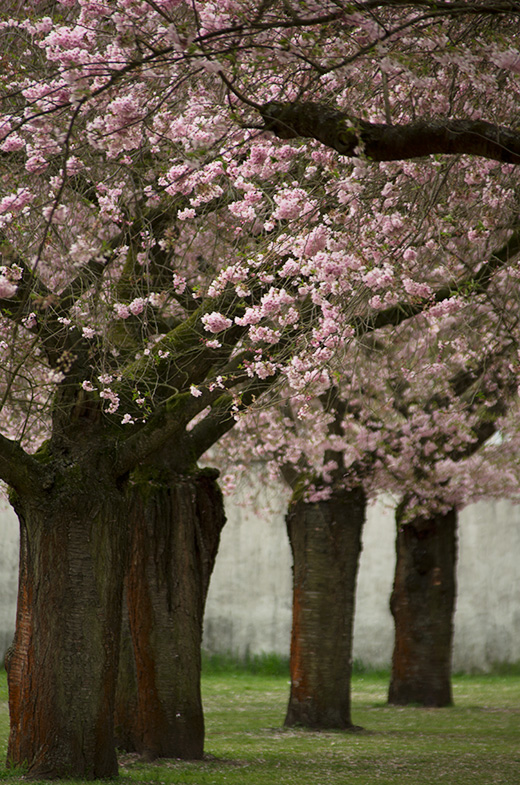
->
[[115, 467, 225, 760], [7, 474, 127, 780]]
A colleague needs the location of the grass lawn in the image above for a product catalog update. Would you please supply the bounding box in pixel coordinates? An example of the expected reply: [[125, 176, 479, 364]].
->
[[0, 667, 518, 784]]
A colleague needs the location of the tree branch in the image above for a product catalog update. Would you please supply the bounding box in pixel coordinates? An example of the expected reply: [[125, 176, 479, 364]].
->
[[261, 101, 520, 164], [0, 434, 44, 495], [185, 373, 281, 462]]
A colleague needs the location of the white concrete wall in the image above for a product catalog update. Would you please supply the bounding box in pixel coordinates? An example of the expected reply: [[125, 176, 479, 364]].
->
[[0, 487, 518, 671], [203, 482, 293, 658], [454, 499, 520, 671], [203, 484, 520, 672], [0, 500, 19, 660]]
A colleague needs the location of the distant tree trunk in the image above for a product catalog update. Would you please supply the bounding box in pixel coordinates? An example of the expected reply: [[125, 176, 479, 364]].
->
[[388, 507, 457, 707], [114, 467, 225, 760], [6, 475, 128, 780], [284, 487, 366, 729]]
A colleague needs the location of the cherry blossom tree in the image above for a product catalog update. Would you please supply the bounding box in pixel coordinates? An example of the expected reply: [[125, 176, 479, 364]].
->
[[383, 358, 519, 708], [2, 0, 520, 777], [216, 303, 520, 725]]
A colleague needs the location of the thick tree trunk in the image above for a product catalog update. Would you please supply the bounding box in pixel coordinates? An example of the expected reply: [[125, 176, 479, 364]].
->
[[388, 508, 457, 707], [114, 467, 225, 760], [6, 478, 128, 779], [284, 487, 365, 729]]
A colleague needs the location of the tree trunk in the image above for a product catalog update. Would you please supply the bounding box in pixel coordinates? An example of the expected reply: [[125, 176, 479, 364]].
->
[[284, 487, 365, 729], [6, 477, 128, 779], [114, 467, 225, 760], [113, 585, 139, 753], [388, 508, 457, 707]]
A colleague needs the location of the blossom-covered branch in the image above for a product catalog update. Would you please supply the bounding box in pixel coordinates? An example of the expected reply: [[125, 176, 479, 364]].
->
[[352, 228, 520, 336]]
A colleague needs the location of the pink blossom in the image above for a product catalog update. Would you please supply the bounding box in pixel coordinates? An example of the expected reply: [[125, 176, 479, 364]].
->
[[0, 276, 17, 299], [65, 156, 84, 176], [114, 303, 130, 319], [272, 188, 317, 221], [201, 312, 233, 333], [208, 376, 225, 391], [279, 307, 299, 327], [235, 307, 262, 327], [129, 297, 145, 316], [0, 135, 24, 152], [228, 200, 256, 221], [248, 325, 280, 344], [43, 204, 69, 223], [190, 385, 203, 397], [403, 247, 417, 262], [307, 486, 333, 503], [368, 295, 384, 309], [491, 47, 520, 74], [0, 188, 34, 215], [278, 258, 301, 277], [22, 313, 37, 329], [428, 297, 463, 319], [25, 154, 48, 174], [402, 278, 433, 298], [362, 265, 394, 290], [99, 388, 120, 414], [178, 207, 196, 221], [221, 474, 237, 494], [259, 287, 294, 318], [252, 361, 277, 379], [303, 226, 328, 257], [0, 118, 12, 140], [173, 274, 186, 294]]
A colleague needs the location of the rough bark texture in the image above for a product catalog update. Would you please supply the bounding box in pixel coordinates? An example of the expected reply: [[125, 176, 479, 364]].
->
[[114, 467, 225, 760], [284, 487, 365, 729], [114, 586, 139, 753], [6, 474, 128, 779], [388, 508, 457, 707]]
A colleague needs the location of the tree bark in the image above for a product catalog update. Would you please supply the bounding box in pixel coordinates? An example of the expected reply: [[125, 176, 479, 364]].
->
[[388, 508, 457, 707], [6, 475, 128, 779], [284, 487, 365, 729], [113, 585, 139, 753], [114, 467, 225, 760]]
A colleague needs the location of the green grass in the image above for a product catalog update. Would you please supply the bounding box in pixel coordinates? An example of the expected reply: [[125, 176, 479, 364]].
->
[[0, 669, 518, 784], [201, 650, 290, 677]]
